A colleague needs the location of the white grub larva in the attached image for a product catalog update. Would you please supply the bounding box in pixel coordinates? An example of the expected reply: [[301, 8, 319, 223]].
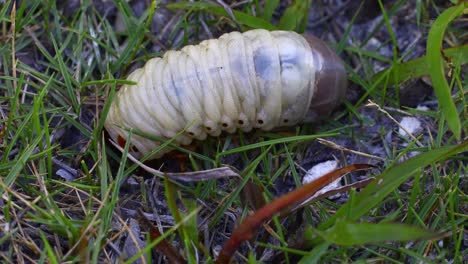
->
[[105, 29, 347, 158]]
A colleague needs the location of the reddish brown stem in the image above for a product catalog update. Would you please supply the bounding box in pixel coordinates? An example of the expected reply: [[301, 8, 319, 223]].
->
[[215, 164, 374, 263]]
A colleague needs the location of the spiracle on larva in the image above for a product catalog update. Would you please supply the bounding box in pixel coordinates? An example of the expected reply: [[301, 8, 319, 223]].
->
[[105, 29, 347, 158]]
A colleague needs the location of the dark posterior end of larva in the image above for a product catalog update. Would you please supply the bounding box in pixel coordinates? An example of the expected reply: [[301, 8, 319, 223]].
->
[[303, 33, 348, 122]]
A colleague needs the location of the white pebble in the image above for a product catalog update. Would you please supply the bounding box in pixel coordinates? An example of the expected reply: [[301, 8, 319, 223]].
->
[[438, 240, 444, 248], [303, 160, 340, 196], [398, 116, 422, 137], [416, 105, 430, 111], [56, 169, 76, 182]]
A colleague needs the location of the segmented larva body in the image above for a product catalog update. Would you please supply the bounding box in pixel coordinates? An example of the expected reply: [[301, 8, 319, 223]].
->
[[105, 29, 347, 158]]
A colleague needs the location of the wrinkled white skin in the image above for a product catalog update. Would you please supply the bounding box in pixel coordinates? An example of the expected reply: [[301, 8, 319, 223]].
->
[[105, 29, 317, 158]]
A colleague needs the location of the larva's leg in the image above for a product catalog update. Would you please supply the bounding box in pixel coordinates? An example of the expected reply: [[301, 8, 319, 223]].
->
[[112, 83, 162, 156], [220, 32, 255, 132], [117, 69, 161, 136], [182, 45, 223, 136], [216, 34, 246, 133], [178, 50, 208, 140], [110, 86, 161, 158], [166, 50, 204, 139], [243, 29, 282, 130], [131, 63, 167, 136], [158, 58, 192, 145], [236, 32, 262, 130], [199, 39, 237, 133], [143, 59, 177, 139], [148, 58, 186, 140]]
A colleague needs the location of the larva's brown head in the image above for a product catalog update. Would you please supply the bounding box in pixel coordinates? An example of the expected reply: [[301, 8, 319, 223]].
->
[[303, 34, 347, 122]]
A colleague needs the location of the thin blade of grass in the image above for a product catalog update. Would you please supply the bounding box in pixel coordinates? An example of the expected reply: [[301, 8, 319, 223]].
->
[[111, 0, 150, 72], [263, 0, 280, 21], [298, 242, 331, 264], [51, 37, 80, 112], [278, 0, 310, 31], [181, 198, 199, 263], [164, 176, 197, 264], [40, 231, 59, 264], [93, 80, 116, 139], [316, 221, 439, 246], [0, 129, 44, 197], [217, 132, 339, 157], [99, 136, 109, 198]]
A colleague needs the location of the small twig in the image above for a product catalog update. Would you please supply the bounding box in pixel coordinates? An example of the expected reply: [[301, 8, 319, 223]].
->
[[317, 138, 385, 161], [11, 2, 17, 98]]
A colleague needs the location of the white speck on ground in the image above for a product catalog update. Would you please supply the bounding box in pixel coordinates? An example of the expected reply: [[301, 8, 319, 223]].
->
[[438, 240, 444, 248], [416, 105, 430, 111], [303, 160, 340, 196], [56, 169, 76, 182], [398, 116, 422, 137]]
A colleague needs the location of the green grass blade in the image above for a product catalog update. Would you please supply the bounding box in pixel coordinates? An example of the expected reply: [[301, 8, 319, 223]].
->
[[111, 0, 150, 72], [40, 231, 59, 264], [316, 221, 438, 246], [426, 3, 466, 139], [298, 242, 331, 264], [278, 0, 310, 31], [164, 177, 197, 263], [263, 0, 280, 21], [51, 37, 80, 113], [217, 132, 339, 157], [0, 130, 43, 196]]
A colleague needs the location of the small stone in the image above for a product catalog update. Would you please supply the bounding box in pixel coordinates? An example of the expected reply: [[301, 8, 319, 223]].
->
[[416, 105, 430, 111], [303, 160, 339, 185], [438, 240, 444, 248], [56, 169, 77, 181], [398, 116, 422, 137], [303, 160, 341, 198]]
